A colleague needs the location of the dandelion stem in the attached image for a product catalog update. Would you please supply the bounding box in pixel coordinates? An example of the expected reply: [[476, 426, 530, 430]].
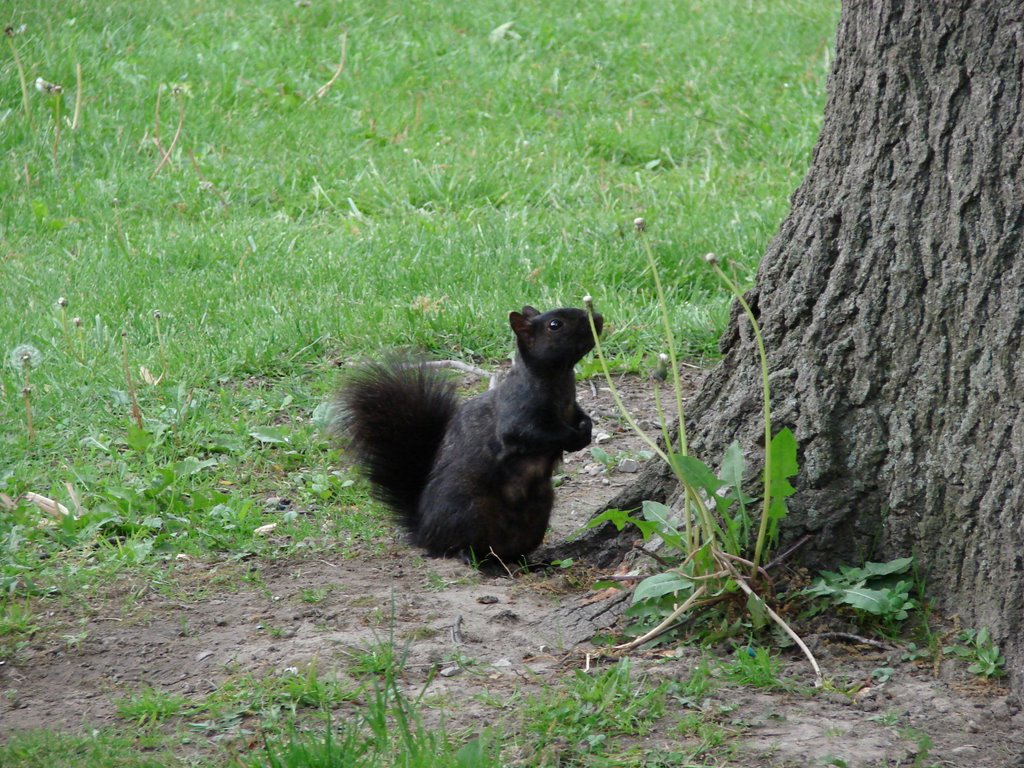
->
[[711, 261, 774, 577], [584, 303, 671, 468], [636, 233, 688, 457], [153, 94, 185, 177], [121, 331, 144, 430], [72, 62, 82, 130], [7, 34, 32, 126], [23, 386, 35, 441], [52, 94, 62, 170]]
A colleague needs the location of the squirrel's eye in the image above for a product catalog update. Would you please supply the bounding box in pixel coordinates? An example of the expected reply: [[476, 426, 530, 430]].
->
[[547, 318, 564, 331]]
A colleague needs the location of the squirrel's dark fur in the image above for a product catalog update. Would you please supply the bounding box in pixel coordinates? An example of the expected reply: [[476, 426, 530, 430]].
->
[[337, 305, 603, 562]]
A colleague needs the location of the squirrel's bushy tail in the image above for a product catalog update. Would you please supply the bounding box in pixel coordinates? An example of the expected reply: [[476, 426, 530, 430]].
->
[[336, 362, 458, 532]]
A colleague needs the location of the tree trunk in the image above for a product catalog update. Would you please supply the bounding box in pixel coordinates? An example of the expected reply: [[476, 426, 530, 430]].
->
[[580, 1, 1024, 692]]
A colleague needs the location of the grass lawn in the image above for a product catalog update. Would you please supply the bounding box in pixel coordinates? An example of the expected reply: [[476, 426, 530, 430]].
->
[[1, 0, 839, 764]]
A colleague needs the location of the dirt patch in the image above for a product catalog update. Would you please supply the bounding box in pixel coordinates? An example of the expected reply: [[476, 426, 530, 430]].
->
[[2, 371, 1023, 766]]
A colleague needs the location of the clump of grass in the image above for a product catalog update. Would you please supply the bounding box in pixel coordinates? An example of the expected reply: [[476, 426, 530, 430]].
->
[[518, 659, 673, 765], [254, 645, 494, 768], [114, 685, 193, 726]]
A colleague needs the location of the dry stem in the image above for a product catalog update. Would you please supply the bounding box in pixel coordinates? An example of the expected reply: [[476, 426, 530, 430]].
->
[[311, 30, 349, 101]]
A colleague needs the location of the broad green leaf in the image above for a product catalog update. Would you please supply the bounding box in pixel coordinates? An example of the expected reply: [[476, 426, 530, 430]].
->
[[249, 425, 290, 444], [583, 508, 662, 541], [746, 592, 768, 630], [632, 571, 694, 604], [670, 454, 724, 496], [126, 425, 155, 453], [640, 500, 685, 549], [766, 428, 798, 499], [858, 557, 914, 578], [719, 441, 746, 492], [838, 587, 904, 616]]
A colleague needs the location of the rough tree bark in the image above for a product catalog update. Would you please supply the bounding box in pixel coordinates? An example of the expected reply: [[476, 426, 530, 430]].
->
[[562, 2, 1024, 691]]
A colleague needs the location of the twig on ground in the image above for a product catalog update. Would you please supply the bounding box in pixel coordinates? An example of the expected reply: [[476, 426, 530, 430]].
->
[[807, 632, 893, 652]]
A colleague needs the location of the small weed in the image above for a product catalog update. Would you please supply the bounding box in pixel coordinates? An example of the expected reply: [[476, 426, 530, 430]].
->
[[0, 729, 183, 767], [520, 659, 672, 765], [900, 727, 936, 768], [0, 602, 39, 637], [254, 652, 496, 768], [299, 586, 330, 604], [800, 557, 918, 632], [589, 446, 654, 472], [114, 686, 193, 726], [871, 666, 894, 683], [868, 709, 902, 726], [343, 639, 403, 678], [943, 627, 1006, 678], [721, 646, 790, 690], [0, 602, 38, 659], [900, 642, 932, 663], [673, 656, 717, 705]]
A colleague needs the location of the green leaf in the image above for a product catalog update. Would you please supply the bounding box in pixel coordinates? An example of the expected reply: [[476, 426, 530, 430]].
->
[[718, 441, 745, 493], [640, 501, 684, 549], [745, 592, 767, 630], [670, 454, 724, 496], [837, 587, 905, 616], [583, 508, 661, 541], [249, 426, 290, 444], [632, 571, 693, 604], [857, 557, 914, 578], [766, 428, 798, 499], [126, 425, 155, 453]]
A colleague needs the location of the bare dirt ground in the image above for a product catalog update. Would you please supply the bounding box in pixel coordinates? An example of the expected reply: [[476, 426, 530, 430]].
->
[[3, 370, 1024, 766]]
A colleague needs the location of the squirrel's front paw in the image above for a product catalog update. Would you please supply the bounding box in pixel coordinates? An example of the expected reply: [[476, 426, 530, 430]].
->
[[565, 414, 593, 451]]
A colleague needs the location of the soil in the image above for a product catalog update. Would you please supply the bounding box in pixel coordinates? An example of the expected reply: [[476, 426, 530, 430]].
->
[[2, 370, 1023, 767]]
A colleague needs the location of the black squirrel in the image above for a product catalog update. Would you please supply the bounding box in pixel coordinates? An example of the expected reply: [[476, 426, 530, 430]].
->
[[336, 305, 603, 563]]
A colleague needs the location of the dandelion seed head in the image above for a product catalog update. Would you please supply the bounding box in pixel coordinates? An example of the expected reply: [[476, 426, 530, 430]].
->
[[10, 344, 42, 370], [34, 77, 62, 95], [633, 217, 646, 233], [73, 316, 82, 327], [703, 252, 718, 266], [58, 296, 68, 308]]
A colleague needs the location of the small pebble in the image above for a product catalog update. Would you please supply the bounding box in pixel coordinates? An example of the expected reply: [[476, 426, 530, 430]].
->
[[616, 458, 640, 473]]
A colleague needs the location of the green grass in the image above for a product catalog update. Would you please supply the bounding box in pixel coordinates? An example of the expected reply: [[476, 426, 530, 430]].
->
[[1, 0, 838, 763]]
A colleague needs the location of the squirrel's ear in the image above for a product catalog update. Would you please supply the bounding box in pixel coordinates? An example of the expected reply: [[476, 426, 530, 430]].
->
[[520, 305, 540, 319], [509, 311, 534, 346]]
